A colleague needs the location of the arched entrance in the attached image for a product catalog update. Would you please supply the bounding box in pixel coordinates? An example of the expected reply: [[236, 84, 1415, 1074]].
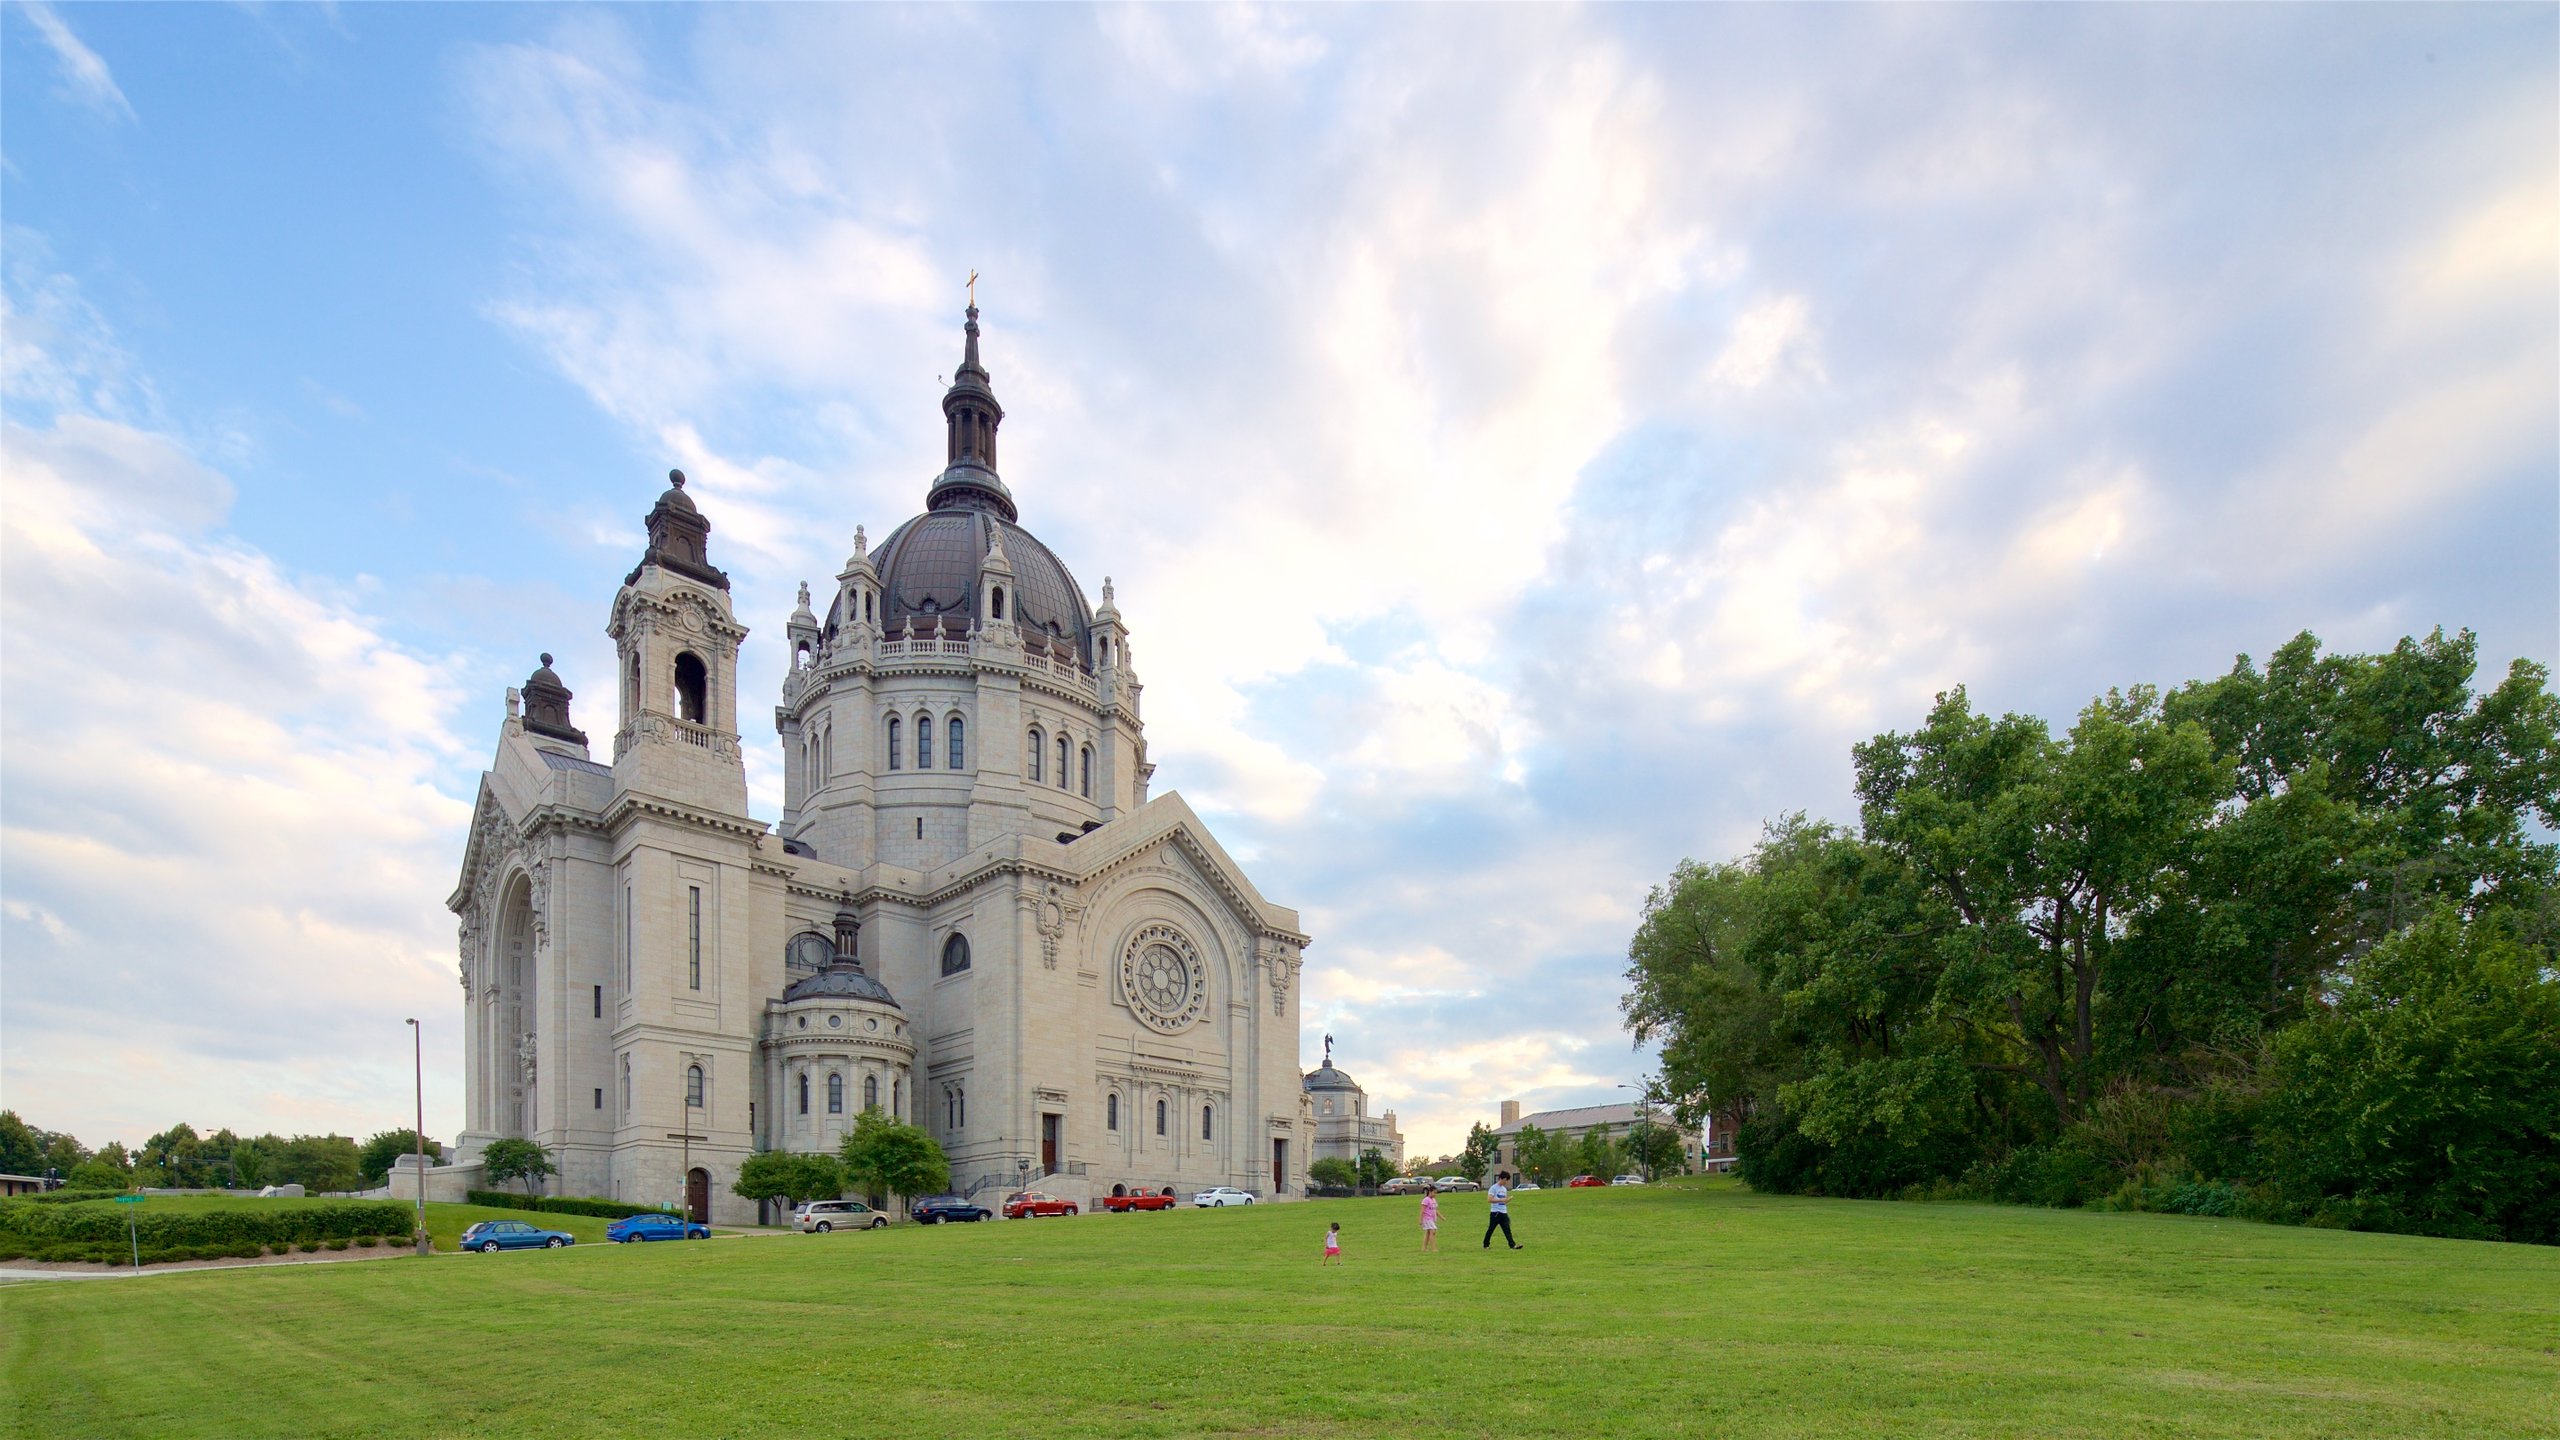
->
[[686, 1167, 710, 1224]]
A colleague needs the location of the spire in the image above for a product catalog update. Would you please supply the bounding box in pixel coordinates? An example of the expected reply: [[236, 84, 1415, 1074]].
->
[[927, 292, 1018, 522], [629, 468, 731, 591], [521, 653, 588, 746], [831, 889, 862, 972]]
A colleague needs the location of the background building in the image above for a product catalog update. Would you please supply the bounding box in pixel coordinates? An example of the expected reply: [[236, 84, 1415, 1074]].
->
[[1301, 1042, 1404, 1170], [1489, 1098, 1705, 1177]]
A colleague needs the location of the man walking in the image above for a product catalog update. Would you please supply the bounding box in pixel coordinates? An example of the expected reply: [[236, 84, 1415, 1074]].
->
[[1483, 1170, 1522, 1250]]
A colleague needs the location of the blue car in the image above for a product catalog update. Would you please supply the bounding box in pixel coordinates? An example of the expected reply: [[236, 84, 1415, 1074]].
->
[[606, 1212, 711, 1243], [459, 1219, 576, 1253]]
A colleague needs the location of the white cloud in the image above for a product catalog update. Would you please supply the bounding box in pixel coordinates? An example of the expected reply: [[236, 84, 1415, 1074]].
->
[[2, 328, 474, 1145], [13, 1, 135, 122]]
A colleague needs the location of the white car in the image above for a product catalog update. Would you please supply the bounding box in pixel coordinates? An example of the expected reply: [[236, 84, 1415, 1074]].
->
[[1609, 1175, 1646, 1186], [1191, 1187, 1256, 1207], [795, 1199, 889, 1232], [1514, 1181, 1543, 1191], [1435, 1176, 1479, 1192]]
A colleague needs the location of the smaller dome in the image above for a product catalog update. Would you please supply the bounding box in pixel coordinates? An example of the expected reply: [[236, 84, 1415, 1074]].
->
[[528, 653, 565, 689], [782, 967, 901, 1007], [659, 469, 700, 515], [1303, 1064, 1360, 1093]]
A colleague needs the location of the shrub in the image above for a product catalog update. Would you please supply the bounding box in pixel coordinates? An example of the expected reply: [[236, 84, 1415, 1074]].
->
[[0, 1197, 415, 1266]]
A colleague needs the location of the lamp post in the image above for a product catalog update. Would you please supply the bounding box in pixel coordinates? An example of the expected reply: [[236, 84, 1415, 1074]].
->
[[406, 1019, 429, 1254], [1618, 1080, 1656, 1182]]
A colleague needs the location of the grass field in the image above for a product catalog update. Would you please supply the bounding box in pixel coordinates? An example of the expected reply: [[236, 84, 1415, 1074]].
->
[[4, 1178, 2553, 1439]]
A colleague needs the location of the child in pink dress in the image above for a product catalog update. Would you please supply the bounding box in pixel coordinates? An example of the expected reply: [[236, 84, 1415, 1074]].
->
[[1322, 1221, 1342, 1265], [1420, 1185, 1440, 1251]]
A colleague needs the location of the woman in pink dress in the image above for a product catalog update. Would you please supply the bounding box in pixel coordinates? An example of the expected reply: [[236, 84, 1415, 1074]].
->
[[1419, 1184, 1440, 1252]]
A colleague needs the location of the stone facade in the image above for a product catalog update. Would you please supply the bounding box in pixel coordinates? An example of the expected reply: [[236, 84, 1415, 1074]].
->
[[447, 310, 1312, 1224], [1488, 1099, 1704, 1177], [1302, 1048, 1404, 1170]]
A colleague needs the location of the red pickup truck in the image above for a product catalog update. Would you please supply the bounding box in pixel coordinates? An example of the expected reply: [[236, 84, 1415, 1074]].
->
[[1104, 1187, 1179, 1212]]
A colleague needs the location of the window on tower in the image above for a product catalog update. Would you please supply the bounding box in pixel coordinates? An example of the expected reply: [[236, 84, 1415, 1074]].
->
[[864, 1074, 879, 1111], [942, 932, 971, 976], [1156, 1099, 1168, 1136], [1027, 728, 1043, 782], [916, 711, 932, 768], [798, 1073, 809, 1115], [887, 716, 903, 770], [828, 1073, 844, 1115], [1080, 745, 1093, 798], [1202, 1105, 1213, 1141], [1107, 1093, 1119, 1131], [948, 715, 966, 769], [672, 652, 709, 723], [1056, 736, 1069, 789], [686, 1065, 704, 1108], [687, 887, 702, 990]]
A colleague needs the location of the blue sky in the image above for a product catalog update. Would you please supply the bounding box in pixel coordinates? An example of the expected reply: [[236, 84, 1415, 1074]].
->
[[3, 3, 2552, 1158]]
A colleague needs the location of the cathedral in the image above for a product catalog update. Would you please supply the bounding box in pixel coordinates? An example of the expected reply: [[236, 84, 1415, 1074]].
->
[[445, 306, 1312, 1223]]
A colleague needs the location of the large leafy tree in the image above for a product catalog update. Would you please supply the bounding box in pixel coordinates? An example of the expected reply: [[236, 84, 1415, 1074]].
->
[[1355, 1148, 1397, 1189], [734, 1151, 844, 1209], [838, 1109, 950, 1207], [481, 1137, 556, 1196], [1456, 1123, 1500, 1183], [1307, 1157, 1358, 1190], [358, 1130, 443, 1188]]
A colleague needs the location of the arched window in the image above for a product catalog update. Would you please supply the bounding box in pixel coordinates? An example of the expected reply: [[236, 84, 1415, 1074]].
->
[[686, 1065, 705, 1108], [941, 932, 971, 976], [822, 726, 833, 782], [1155, 1098, 1167, 1136], [797, 1073, 810, 1116], [673, 652, 709, 723], [947, 1084, 966, 1131], [892, 1079, 902, 1119], [864, 591, 875, 625], [1202, 1105, 1214, 1141], [621, 1053, 631, 1112], [1027, 728, 1043, 782], [864, 1074, 880, 1111], [626, 653, 641, 714], [1057, 736, 1070, 789], [1107, 1093, 1120, 1131], [886, 716, 903, 770], [916, 712, 932, 768], [1080, 745, 1093, 798], [948, 715, 966, 770], [991, 586, 1006, 621], [826, 1073, 843, 1115], [795, 639, 810, 670]]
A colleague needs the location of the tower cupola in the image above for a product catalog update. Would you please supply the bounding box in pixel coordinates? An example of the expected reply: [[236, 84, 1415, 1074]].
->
[[520, 653, 589, 747], [631, 469, 732, 591], [926, 304, 1018, 522]]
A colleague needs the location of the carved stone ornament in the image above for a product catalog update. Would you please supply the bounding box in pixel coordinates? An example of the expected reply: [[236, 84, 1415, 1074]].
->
[[1120, 923, 1207, 1034], [1270, 946, 1298, 1017]]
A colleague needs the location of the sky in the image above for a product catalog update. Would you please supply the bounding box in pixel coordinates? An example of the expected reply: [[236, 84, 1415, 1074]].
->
[[2, 4, 2552, 1160]]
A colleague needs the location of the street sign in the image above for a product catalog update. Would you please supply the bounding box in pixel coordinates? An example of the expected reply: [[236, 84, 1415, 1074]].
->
[[113, 1195, 144, 1204]]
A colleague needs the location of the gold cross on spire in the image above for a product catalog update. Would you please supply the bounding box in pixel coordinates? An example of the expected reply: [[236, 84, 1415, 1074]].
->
[[967, 270, 978, 308]]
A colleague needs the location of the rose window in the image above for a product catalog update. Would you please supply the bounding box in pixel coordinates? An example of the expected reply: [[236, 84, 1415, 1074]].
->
[[1120, 924, 1207, 1033]]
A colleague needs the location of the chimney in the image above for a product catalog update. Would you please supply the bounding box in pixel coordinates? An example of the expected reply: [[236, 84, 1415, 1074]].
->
[[1500, 1099, 1521, 1128]]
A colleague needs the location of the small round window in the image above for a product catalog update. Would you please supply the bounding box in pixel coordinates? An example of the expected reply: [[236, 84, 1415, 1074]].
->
[[796, 1016, 807, 1030], [827, 1014, 843, 1029], [866, 1017, 879, 1031]]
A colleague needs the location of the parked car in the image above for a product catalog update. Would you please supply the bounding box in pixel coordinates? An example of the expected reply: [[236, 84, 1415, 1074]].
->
[[797, 1199, 888, 1232], [1436, 1177, 1479, 1192], [1610, 1175, 1646, 1186], [1568, 1174, 1607, 1188], [460, 1220, 575, 1253], [1003, 1191, 1079, 1218], [911, 1194, 993, 1224], [1191, 1187, 1256, 1207], [1104, 1187, 1179, 1212], [1378, 1177, 1421, 1195], [1514, 1181, 1543, 1191], [605, 1212, 710, 1243]]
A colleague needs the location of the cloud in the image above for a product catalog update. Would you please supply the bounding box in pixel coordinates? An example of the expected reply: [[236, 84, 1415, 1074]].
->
[[1, 280, 474, 1146], [12, 1, 136, 122], [430, 7, 2555, 1155]]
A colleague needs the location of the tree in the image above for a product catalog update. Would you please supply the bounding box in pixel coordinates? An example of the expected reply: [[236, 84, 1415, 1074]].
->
[[1458, 1123, 1500, 1183], [1624, 1121, 1685, 1178], [734, 1151, 844, 1211], [481, 1137, 556, 1196], [141, 1123, 212, 1188], [274, 1135, 363, 1194], [2254, 905, 2560, 1243], [838, 1109, 949, 1207], [1574, 1125, 1622, 1178], [1514, 1125, 1574, 1188], [358, 1130, 443, 1188], [1308, 1157, 1358, 1190], [1355, 1148, 1396, 1190], [231, 1141, 273, 1190], [0, 1112, 46, 1175], [65, 1160, 128, 1191]]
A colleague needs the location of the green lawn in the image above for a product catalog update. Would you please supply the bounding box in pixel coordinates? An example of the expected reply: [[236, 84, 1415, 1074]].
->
[[4, 1178, 2553, 1439]]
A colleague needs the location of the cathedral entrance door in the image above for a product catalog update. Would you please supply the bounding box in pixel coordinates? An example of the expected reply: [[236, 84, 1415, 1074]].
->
[[686, 1167, 710, 1224], [1040, 1114, 1061, 1176], [1273, 1139, 1288, 1195]]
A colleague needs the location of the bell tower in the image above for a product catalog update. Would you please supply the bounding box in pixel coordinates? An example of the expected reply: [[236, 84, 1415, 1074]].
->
[[609, 470, 750, 817]]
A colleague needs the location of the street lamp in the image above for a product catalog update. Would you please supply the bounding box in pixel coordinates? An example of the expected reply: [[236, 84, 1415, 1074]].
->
[[1618, 1080, 1656, 1182], [405, 1019, 429, 1254]]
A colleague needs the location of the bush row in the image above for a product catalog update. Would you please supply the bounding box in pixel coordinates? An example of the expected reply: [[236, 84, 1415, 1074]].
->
[[0, 1233, 406, 1266], [17, 1189, 132, 1205], [0, 1198, 415, 1254], [464, 1190, 676, 1220]]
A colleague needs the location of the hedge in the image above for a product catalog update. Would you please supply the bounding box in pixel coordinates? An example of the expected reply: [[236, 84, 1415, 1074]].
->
[[0, 1198, 414, 1266], [18, 1189, 133, 1206], [465, 1190, 678, 1220]]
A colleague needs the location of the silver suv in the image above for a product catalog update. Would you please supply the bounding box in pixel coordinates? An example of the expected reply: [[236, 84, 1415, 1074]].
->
[[795, 1199, 888, 1232]]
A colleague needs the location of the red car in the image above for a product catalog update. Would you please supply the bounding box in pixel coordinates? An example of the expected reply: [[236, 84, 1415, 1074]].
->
[[1002, 1190, 1079, 1219], [1104, 1187, 1178, 1212], [1568, 1174, 1608, 1188]]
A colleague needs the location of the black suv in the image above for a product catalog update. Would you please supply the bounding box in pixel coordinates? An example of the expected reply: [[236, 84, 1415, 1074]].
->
[[910, 1194, 993, 1224]]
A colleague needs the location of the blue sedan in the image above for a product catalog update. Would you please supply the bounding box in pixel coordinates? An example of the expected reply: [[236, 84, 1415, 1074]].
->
[[606, 1212, 711, 1243], [459, 1219, 576, 1253]]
